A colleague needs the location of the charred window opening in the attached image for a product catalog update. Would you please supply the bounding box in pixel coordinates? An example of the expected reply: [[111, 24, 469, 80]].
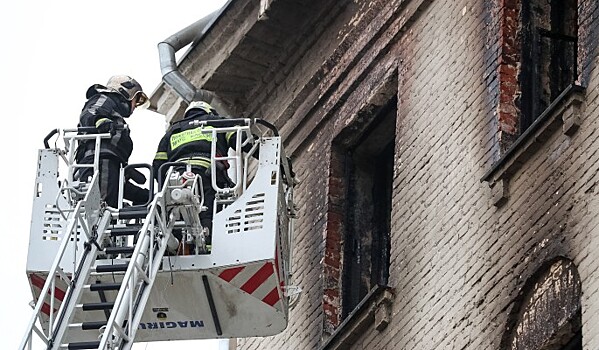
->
[[560, 330, 582, 350], [520, 0, 578, 131], [500, 258, 582, 350], [339, 101, 395, 320]]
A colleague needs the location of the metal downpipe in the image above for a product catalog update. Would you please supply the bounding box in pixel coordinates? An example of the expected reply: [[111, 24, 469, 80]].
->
[[158, 10, 219, 104]]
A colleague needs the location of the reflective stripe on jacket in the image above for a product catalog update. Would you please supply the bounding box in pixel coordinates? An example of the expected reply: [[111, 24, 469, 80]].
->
[[76, 93, 133, 164]]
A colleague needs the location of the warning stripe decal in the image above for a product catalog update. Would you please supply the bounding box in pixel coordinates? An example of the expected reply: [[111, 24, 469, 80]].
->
[[29, 274, 64, 316], [30, 274, 66, 301], [217, 262, 282, 309], [41, 303, 57, 317], [218, 266, 245, 282], [262, 287, 280, 307], [240, 263, 274, 294]]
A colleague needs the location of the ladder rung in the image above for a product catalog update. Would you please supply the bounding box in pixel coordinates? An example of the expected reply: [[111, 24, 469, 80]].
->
[[66, 340, 100, 349], [109, 225, 142, 236], [81, 321, 107, 330], [104, 246, 135, 255], [68, 321, 107, 330], [95, 264, 128, 273], [118, 207, 149, 219], [88, 282, 121, 292], [82, 302, 114, 311]]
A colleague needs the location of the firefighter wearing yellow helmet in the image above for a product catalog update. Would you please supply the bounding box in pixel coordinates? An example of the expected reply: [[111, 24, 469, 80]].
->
[[152, 101, 253, 251]]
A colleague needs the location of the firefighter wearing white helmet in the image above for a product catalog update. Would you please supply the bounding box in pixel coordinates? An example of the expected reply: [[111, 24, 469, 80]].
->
[[86, 75, 149, 109], [153, 100, 253, 252], [75, 75, 150, 208]]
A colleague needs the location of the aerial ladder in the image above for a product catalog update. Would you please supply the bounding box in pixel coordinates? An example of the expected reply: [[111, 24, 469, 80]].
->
[[20, 118, 299, 349]]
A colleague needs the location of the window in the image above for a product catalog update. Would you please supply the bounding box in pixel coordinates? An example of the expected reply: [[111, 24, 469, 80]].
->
[[500, 258, 582, 350], [481, 0, 583, 201], [341, 135, 393, 318], [325, 97, 396, 332], [519, 0, 578, 131]]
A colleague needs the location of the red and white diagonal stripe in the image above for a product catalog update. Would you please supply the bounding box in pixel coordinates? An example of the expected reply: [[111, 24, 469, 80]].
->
[[28, 273, 66, 317], [217, 261, 283, 311]]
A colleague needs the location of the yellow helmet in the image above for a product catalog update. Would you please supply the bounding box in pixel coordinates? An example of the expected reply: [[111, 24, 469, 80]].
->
[[185, 101, 217, 116]]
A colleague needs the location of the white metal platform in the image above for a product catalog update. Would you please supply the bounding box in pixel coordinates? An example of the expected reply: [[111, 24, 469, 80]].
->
[[22, 121, 298, 349]]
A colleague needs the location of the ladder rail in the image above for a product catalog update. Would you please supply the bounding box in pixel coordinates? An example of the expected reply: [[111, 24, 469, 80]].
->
[[48, 211, 112, 350], [21, 129, 111, 349], [117, 211, 176, 350], [20, 174, 100, 350], [20, 205, 81, 349], [98, 178, 172, 349]]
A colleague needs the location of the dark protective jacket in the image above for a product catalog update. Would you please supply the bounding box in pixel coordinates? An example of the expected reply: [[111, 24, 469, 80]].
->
[[152, 109, 250, 181], [76, 92, 134, 164]]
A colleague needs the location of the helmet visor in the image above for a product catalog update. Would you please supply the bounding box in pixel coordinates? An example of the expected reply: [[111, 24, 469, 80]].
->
[[134, 91, 150, 109]]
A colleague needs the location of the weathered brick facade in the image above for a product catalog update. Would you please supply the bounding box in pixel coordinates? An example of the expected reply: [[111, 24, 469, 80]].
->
[[154, 0, 599, 348]]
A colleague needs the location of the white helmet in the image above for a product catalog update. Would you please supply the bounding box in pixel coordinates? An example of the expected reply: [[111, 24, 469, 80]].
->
[[86, 75, 149, 108], [185, 101, 218, 116]]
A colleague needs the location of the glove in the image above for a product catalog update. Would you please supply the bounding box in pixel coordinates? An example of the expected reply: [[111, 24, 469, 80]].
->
[[127, 184, 150, 206], [96, 120, 116, 135], [125, 168, 147, 185]]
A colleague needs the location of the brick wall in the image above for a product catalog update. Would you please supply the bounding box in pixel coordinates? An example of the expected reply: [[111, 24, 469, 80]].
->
[[179, 0, 599, 348]]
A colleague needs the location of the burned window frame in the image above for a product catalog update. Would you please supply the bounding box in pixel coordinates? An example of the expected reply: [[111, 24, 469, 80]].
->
[[340, 118, 394, 319], [481, 0, 586, 202], [491, 0, 581, 155], [323, 96, 396, 337], [499, 258, 582, 350], [519, 0, 579, 132]]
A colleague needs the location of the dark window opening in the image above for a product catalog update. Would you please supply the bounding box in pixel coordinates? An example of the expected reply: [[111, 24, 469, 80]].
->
[[340, 101, 395, 320], [520, 0, 578, 131], [498, 258, 582, 350], [560, 331, 582, 350]]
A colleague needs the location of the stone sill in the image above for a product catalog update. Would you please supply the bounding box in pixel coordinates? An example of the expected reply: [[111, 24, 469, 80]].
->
[[319, 285, 394, 350], [481, 84, 586, 207]]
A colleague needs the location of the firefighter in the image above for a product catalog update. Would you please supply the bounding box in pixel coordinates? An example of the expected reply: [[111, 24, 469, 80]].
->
[[75, 75, 150, 208], [153, 101, 254, 247]]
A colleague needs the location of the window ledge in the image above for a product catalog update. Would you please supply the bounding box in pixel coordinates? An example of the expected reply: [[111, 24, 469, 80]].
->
[[481, 84, 586, 206], [320, 285, 394, 350]]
